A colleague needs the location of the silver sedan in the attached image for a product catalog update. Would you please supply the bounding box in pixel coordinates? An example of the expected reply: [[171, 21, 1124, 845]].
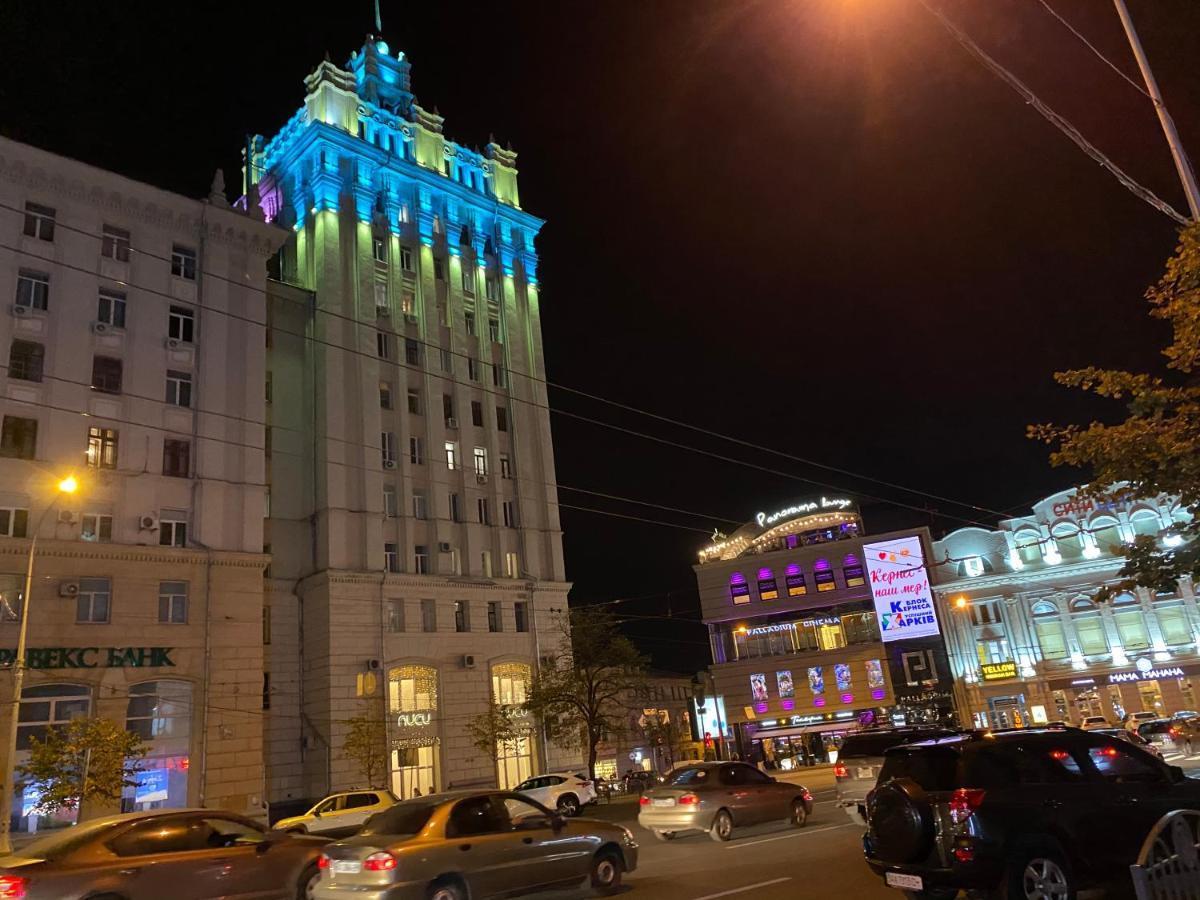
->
[[637, 762, 813, 842]]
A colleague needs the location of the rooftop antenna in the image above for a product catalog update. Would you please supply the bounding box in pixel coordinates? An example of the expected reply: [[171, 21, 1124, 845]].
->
[[374, 0, 382, 33]]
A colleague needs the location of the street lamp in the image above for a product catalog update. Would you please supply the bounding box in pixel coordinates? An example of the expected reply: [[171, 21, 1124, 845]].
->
[[0, 475, 77, 853], [953, 595, 969, 611]]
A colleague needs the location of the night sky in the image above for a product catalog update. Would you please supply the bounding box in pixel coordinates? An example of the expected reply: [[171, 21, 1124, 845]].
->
[[5, 0, 1198, 671]]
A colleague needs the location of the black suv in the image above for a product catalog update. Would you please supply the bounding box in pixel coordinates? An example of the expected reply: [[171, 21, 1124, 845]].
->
[[863, 727, 1200, 899]]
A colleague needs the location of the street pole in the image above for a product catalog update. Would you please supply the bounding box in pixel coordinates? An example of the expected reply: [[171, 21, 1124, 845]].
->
[[1113, 0, 1200, 222]]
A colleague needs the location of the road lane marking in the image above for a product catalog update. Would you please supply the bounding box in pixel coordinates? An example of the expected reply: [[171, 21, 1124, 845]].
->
[[691, 877, 792, 899], [726, 824, 850, 848]]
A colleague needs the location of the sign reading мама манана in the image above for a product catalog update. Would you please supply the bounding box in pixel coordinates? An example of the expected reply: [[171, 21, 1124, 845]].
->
[[0, 647, 175, 669]]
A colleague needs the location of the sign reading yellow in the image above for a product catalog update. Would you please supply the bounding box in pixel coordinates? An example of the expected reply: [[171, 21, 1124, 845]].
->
[[981, 661, 1018, 681]]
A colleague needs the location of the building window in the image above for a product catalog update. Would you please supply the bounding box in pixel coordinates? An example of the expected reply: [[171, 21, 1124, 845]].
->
[[440, 348, 453, 373], [1111, 593, 1150, 651], [412, 491, 427, 519], [400, 246, 414, 271], [970, 601, 1001, 627], [15, 269, 49, 311], [502, 500, 517, 528], [505, 552, 520, 579], [455, 600, 469, 632], [473, 447, 488, 476], [23, 203, 55, 241], [1031, 601, 1067, 659], [165, 370, 192, 407], [81, 513, 112, 542], [785, 564, 806, 597], [514, 601, 529, 632], [86, 426, 119, 469], [0, 508, 29, 538], [492, 364, 506, 388], [377, 332, 391, 359], [387, 599, 405, 632], [373, 236, 387, 263], [97, 289, 127, 328], [168, 306, 195, 343], [379, 381, 393, 409], [405, 339, 420, 366], [478, 497, 490, 525], [481, 550, 493, 576], [448, 492, 461, 523], [407, 388, 421, 415], [415, 545, 429, 574], [813, 558, 836, 592], [373, 280, 388, 313], [500, 454, 512, 479], [1014, 531, 1043, 566], [1131, 510, 1163, 539], [1090, 517, 1124, 554], [975, 638, 1010, 666], [1, 416, 37, 460], [125, 681, 191, 750], [756, 567, 778, 601], [76, 577, 111, 623], [101, 225, 131, 261], [162, 439, 190, 478], [1153, 595, 1192, 646], [488, 601, 501, 632], [1070, 599, 1109, 656], [159, 513, 187, 547], [18, 684, 90, 752], [843, 554, 866, 587], [385, 542, 400, 573], [434, 256, 445, 280], [401, 288, 415, 315], [497, 407, 508, 432], [729, 572, 751, 605], [471, 401, 483, 427], [90, 356, 122, 394], [445, 441, 459, 470], [381, 431, 396, 467], [383, 484, 398, 518], [1052, 525, 1083, 561], [462, 266, 476, 295], [170, 245, 197, 280], [421, 598, 437, 632], [442, 393, 455, 423], [265, 372, 272, 404], [9, 339, 44, 382], [468, 358, 480, 382], [488, 317, 500, 343], [465, 311, 476, 335], [157, 581, 188, 624]]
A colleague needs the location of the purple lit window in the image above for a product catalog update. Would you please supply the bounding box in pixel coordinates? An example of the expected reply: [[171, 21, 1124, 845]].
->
[[730, 572, 750, 605], [814, 558, 836, 592], [785, 563, 807, 597], [843, 553, 866, 587], [785, 534, 800, 550], [757, 567, 779, 601]]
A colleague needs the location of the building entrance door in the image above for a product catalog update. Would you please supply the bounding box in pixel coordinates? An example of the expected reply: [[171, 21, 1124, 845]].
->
[[391, 744, 437, 799]]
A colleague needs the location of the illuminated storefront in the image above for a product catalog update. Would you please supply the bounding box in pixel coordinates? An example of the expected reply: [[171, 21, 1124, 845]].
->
[[388, 665, 440, 799], [491, 662, 536, 790]]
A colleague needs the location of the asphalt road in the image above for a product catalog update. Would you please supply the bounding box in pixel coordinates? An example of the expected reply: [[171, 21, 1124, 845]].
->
[[535, 788, 892, 900]]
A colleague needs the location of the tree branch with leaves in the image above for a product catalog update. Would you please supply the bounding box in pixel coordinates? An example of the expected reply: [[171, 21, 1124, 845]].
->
[[16, 718, 146, 817], [342, 704, 388, 790]]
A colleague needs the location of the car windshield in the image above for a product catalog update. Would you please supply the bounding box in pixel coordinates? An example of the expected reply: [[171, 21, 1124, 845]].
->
[[668, 767, 711, 785], [360, 801, 436, 836], [17, 819, 118, 861]]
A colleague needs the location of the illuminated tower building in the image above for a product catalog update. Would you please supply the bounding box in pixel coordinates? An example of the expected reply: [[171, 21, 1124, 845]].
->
[[252, 37, 572, 807]]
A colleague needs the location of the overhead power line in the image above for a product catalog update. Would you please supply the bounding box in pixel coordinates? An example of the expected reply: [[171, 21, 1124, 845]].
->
[[1034, 0, 1150, 99]]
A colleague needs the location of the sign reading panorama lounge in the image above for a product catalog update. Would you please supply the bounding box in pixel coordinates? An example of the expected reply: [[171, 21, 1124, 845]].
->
[[863, 535, 941, 643]]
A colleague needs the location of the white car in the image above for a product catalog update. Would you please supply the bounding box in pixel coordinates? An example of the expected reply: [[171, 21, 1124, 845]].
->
[[514, 772, 597, 816], [274, 788, 396, 834], [1080, 716, 1112, 730]]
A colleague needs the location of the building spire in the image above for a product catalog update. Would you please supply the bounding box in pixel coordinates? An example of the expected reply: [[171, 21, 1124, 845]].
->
[[374, 0, 382, 33]]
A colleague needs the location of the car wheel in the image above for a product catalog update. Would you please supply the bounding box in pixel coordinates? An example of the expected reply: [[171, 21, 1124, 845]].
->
[[709, 809, 733, 842], [297, 863, 320, 900], [652, 829, 676, 841], [557, 793, 580, 817], [589, 850, 624, 895], [1008, 845, 1075, 900], [427, 877, 467, 900], [790, 799, 809, 828]]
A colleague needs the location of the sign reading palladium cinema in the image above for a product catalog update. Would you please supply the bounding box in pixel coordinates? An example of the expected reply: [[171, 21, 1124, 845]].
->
[[863, 535, 942, 642]]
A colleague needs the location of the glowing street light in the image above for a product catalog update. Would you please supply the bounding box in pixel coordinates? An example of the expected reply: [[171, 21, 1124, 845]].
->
[[953, 595, 969, 611]]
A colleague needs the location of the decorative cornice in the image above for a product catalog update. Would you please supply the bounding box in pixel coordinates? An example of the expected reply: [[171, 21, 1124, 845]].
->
[[294, 569, 568, 594], [0, 539, 268, 569], [933, 556, 1125, 593]]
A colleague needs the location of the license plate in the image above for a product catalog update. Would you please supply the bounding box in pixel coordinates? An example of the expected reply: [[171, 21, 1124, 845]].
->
[[857, 767, 874, 779], [333, 860, 362, 874], [652, 798, 676, 807], [886, 873, 923, 891]]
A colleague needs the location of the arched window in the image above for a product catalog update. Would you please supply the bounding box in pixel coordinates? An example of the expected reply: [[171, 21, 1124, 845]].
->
[[729, 572, 750, 605], [125, 681, 192, 811], [492, 662, 531, 707], [785, 563, 806, 597], [1130, 510, 1162, 539], [389, 665, 438, 713], [1014, 531, 1043, 566], [843, 554, 866, 587], [1109, 593, 1149, 651], [491, 662, 535, 790], [756, 567, 779, 601], [1030, 601, 1067, 660], [814, 558, 836, 592], [126, 681, 191, 741], [1070, 598, 1108, 656], [1089, 517, 1123, 554], [1052, 524, 1083, 561]]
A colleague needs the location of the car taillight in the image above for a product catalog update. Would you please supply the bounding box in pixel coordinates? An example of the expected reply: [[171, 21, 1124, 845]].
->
[[678, 793, 700, 805], [1049, 749, 1070, 761], [363, 851, 397, 871], [1170, 727, 1180, 738], [802, 790, 812, 802], [947, 788, 986, 825], [639, 795, 650, 806], [317, 854, 330, 870], [833, 763, 848, 778], [0, 877, 25, 899]]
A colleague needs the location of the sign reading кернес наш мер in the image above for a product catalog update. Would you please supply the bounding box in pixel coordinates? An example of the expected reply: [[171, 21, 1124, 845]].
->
[[0, 647, 175, 669]]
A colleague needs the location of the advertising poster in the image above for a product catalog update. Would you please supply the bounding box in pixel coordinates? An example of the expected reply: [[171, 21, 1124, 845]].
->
[[776, 670, 794, 699], [750, 673, 768, 703], [136, 768, 170, 804], [835, 663, 852, 692], [863, 535, 941, 642], [807, 666, 825, 696], [866, 658, 885, 690]]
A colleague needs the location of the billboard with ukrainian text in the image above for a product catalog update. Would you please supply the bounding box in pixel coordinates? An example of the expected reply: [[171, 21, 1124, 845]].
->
[[863, 535, 941, 643]]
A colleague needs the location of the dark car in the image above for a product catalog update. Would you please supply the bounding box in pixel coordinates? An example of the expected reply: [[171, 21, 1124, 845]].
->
[[834, 727, 958, 825], [863, 726, 1200, 900]]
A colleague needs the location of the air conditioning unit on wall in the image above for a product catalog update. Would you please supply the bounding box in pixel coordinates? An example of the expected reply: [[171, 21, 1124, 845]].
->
[[461, 654, 476, 669], [438, 542, 452, 553], [139, 514, 159, 531], [58, 581, 79, 598]]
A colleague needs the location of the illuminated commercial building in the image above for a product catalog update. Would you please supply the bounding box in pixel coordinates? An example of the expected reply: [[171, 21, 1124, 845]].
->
[[932, 488, 1197, 729], [250, 36, 573, 809], [695, 499, 954, 767]]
